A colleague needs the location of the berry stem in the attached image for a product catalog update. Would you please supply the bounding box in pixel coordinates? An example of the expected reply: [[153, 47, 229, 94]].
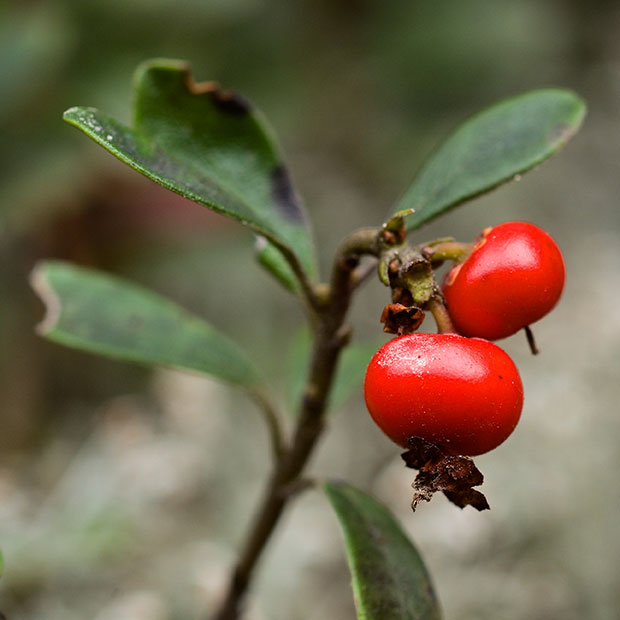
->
[[248, 388, 286, 462], [427, 295, 457, 334], [424, 241, 474, 264], [524, 325, 540, 355]]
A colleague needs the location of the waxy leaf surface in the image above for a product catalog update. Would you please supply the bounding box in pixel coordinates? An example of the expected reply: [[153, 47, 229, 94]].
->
[[396, 89, 586, 230], [63, 59, 315, 283], [31, 261, 259, 387], [324, 481, 441, 620]]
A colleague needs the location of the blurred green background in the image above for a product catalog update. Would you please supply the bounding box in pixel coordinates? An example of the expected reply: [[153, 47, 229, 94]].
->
[[2, 1, 620, 618]]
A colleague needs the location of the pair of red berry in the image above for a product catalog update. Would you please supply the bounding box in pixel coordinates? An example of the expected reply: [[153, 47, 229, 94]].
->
[[364, 222, 565, 457]]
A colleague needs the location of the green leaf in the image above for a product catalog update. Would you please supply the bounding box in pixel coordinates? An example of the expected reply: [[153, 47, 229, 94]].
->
[[255, 237, 300, 293], [287, 330, 381, 412], [396, 89, 586, 231], [324, 481, 441, 620], [63, 59, 316, 283], [30, 261, 259, 388]]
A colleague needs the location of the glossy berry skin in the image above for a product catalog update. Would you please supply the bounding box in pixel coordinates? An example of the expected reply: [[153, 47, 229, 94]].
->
[[443, 222, 565, 340], [364, 333, 523, 456]]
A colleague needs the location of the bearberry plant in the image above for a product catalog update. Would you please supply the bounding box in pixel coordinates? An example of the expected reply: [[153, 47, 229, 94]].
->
[[28, 59, 585, 619]]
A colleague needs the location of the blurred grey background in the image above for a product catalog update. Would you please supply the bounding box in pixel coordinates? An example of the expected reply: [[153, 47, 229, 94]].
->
[[1, 0, 619, 618]]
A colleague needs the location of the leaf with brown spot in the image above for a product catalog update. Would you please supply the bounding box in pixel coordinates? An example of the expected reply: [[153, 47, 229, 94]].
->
[[63, 59, 316, 288]]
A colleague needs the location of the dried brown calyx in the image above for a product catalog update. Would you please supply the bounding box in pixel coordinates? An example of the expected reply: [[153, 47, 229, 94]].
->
[[401, 437, 490, 511], [380, 303, 425, 335]]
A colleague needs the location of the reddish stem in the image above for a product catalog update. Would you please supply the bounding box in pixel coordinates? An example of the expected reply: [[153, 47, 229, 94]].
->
[[427, 296, 457, 334]]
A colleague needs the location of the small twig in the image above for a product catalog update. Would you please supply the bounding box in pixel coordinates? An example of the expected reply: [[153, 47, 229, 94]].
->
[[423, 240, 474, 264], [427, 295, 457, 334], [335, 227, 382, 261], [524, 325, 539, 355], [278, 477, 316, 499], [273, 242, 323, 313], [248, 389, 287, 462]]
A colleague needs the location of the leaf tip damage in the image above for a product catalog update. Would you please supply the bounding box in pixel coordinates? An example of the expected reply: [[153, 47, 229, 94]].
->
[[29, 263, 61, 336], [136, 58, 251, 117], [178, 63, 251, 116], [206, 87, 251, 116], [547, 89, 587, 146]]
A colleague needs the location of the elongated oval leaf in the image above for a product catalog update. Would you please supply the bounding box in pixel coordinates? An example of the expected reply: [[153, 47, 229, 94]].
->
[[30, 261, 259, 387], [63, 59, 316, 283], [324, 481, 441, 620], [396, 89, 586, 231]]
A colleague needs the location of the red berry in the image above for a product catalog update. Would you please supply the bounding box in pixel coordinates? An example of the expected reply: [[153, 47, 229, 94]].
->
[[364, 333, 523, 456], [443, 222, 565, 340]]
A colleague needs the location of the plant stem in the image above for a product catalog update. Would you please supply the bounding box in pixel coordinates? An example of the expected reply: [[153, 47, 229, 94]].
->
[[211, 228, 379, 620], [248, 389, 286, 463], [335, 227, 382, 260], [427, 295, 456, 334], [424, 241, 473, 264], [524, 325, 539, 355], [274, 241, 323, 313]]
